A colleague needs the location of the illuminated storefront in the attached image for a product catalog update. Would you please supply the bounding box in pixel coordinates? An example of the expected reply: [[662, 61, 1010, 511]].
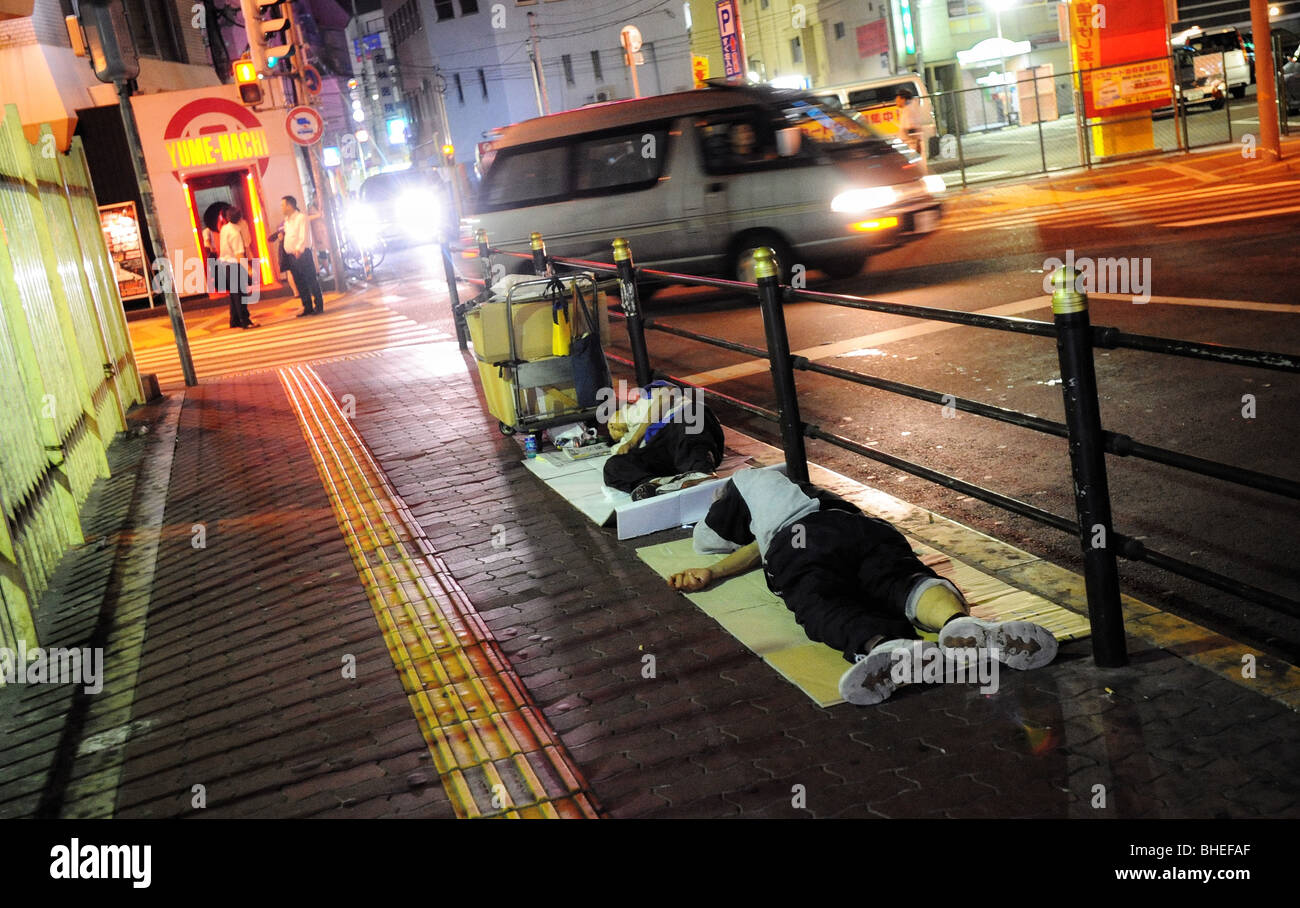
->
[[130, 85, 309, 296]]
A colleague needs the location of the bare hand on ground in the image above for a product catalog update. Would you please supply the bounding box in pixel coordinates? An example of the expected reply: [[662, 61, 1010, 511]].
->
[[668, 568, 713, 592]]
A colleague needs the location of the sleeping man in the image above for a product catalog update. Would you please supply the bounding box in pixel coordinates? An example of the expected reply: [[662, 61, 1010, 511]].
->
[[666, 469, 1058, 705]]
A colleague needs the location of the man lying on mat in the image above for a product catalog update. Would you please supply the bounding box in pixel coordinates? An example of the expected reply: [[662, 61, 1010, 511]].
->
[[666, 469, 1058, 706], [603, 381, 724, 501]]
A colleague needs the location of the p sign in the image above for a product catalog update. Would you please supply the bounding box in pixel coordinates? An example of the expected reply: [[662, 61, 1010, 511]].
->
[[716, 0, 745, 79], [286, 106, 324, 146]]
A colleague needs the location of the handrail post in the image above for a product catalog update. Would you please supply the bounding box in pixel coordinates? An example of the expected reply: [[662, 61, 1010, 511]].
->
[[475, 228, 494, 293], [753, 247, 808, 484], [1052, 266, 1127, 667], [441, 230, 467, 350], [530, 231, 551, 276], [612, 237, 652, 388]]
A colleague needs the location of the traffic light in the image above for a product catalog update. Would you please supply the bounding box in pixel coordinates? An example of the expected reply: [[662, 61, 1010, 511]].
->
[[239, 0, 293, 76], [441, 143, 455, 163], [234, 58, 262, 106]]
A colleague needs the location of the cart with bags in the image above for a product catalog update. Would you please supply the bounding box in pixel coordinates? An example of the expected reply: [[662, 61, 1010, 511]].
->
[[464, 272, 611, 437]]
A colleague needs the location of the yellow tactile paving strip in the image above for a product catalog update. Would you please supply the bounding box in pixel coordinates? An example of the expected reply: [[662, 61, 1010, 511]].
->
[[279, 363, 601, 818]]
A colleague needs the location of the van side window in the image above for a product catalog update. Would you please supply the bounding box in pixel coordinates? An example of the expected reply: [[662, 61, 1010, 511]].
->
[[696, 112, 778, 174], [573, 130, 668, 192], [479, 145, 569, 208]]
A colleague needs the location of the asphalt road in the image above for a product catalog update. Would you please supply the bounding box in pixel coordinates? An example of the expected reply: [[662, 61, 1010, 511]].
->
[[375, 149, 1300, 665]]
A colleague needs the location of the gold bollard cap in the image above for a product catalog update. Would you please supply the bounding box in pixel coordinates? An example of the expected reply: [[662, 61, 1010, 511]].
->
[[1051, 265, 1086, 315], [612, 237, 632, 262], [530, 232, 544, 250], [752, 247, 777, 281]]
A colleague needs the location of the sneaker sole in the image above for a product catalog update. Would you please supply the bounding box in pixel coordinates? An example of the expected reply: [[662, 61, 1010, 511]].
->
[[838, 649, 902, 706], [941, 618, 1058, 671]]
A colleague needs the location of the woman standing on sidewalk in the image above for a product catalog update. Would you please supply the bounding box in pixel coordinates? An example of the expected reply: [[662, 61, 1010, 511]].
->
[[219, 208, 258, 330]]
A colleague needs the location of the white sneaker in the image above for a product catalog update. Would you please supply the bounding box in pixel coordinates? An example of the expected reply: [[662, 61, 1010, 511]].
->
[[938, 616, 1058, 671], [838, 638, 936, 706]]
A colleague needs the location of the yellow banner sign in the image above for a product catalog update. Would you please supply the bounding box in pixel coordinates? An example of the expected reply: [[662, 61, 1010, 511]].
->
[[165, 128, 270, 171]]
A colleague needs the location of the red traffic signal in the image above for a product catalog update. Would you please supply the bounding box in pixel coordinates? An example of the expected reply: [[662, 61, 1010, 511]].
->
[[234, 59, 262, 107]]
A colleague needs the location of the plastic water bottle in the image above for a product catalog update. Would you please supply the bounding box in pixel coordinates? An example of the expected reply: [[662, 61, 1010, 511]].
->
[[524, 434, 538, 459]]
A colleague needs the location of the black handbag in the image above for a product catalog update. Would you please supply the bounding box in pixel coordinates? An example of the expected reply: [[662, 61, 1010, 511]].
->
[[567, 279, 610, 409]]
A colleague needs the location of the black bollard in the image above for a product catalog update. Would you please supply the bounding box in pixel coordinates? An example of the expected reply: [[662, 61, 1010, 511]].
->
[[1052, 265, 1127, 667], [612, 237, 652, 389], [753, 247, 808, 484]]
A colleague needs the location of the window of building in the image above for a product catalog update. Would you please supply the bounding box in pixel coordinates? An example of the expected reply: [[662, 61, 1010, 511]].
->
[[791, 36, 803, 64], [573, 130, 668, 193], [479, 68, 488, 99], [761, 0, 769, 9], [461, 0, 480, 13], [562, 54, 574, 85], [454, 72, 464, 104], [124, 0, 186, 63], [947, 0, 985, 17], [434, 0, 456, 20], [591, 50, 603, 83], [834, 22, 845, 40]]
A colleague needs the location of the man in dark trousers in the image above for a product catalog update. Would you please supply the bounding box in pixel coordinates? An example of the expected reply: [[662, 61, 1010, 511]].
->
[[277, 195, 324, 316], [603, 381, 725, 500], [667, 469, 1058, 705]]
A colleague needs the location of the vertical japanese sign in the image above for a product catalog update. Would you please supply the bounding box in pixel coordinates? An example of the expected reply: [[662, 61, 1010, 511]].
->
[[716, 0, 746, 79], [1069, 0, 1171, 118]]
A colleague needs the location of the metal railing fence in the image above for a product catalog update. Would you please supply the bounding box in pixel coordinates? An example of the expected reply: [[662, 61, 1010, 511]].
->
[[452, 230, 1299, 667]]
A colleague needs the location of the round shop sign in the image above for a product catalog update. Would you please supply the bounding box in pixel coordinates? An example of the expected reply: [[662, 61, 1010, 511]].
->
[[163, 97, 271, 182], [286, 106, 324, 146]]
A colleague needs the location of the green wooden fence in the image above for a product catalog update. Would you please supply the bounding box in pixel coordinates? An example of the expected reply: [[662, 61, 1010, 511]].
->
[[0, 103, 144, 662]]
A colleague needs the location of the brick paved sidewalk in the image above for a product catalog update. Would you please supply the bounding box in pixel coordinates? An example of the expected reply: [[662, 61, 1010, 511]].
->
[[2, 334, 1297, 818]]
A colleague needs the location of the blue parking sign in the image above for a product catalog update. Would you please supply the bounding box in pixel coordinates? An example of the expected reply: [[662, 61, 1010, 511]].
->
[[716, 0, 745, 78]]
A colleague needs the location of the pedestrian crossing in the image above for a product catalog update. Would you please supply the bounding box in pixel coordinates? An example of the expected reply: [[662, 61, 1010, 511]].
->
[[131, 297, 454, 388], [940, 178, 1300, 233]]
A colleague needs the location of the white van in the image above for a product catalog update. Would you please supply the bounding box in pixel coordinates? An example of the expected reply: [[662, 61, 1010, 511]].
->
[[461, 83, 945, 285], [819, 74, 939, 159], [1173, 26, 1251, 99]]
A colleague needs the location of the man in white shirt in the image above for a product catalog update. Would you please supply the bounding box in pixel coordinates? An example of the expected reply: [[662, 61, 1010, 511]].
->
[[895, 89, 926, 161], [278, 195, 324, 316], [219, 207, 257, 329]]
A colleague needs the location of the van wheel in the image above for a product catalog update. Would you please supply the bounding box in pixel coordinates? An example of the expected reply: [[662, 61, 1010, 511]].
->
[[1230, 84, 1246, 99], [729, 231, 794, 285], [822, 254, 869, 280]]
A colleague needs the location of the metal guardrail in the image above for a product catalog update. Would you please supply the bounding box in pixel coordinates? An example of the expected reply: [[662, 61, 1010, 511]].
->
[[452, 232, 1300, 667]]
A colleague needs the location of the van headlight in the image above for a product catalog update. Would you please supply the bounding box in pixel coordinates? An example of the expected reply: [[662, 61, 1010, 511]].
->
[[922, 174, 946, 195], [831, 186, 898, 214], [398, 189, 441, 239]]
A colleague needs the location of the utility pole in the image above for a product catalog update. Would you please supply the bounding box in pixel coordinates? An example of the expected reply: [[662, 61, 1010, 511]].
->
[[117, 81, 198, 386], [1250, 0, 1283, 160], [430, 68, 464, 228], [282, 0, 347, 290], [528, 12, 551, 115], [79, 0, 197, 385]]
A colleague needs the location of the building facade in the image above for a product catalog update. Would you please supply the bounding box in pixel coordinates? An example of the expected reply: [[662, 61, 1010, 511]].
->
[[344, 5, 410, 185], [382, 0, 695, 169], [0, 0, 221, 150]]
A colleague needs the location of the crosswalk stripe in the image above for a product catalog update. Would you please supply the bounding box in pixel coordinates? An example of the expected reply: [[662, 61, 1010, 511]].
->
[[1156, 204, 1300, 227], [945, 180, 1300, 231], [132, 302, 451, 385]]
